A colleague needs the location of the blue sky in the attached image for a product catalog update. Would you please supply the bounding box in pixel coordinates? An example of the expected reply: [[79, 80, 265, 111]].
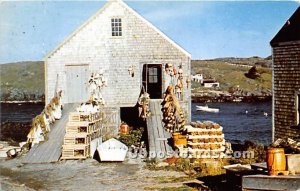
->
[[0, 1, 299, 64]]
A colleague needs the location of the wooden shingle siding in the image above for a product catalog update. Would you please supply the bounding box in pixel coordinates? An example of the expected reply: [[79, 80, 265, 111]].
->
[[273, 41, 300, 140], [45, 1, 191, 121]]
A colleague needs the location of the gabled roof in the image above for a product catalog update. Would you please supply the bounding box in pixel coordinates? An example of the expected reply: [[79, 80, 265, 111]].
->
[[270, 6, 300, 47], [45, 0, 191, 60]]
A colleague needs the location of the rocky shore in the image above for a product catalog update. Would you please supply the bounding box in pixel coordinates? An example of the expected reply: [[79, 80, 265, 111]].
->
[[192, 90, 272, 103]]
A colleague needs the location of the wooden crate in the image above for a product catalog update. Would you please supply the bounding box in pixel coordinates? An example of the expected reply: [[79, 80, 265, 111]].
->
[[66, 122, 93, 134], [61, 144, 90, 159], [91, 122, 101, 132], [90, 129, 101, 140], [69, 112, 102, 122], [63, 133, 91, 145]]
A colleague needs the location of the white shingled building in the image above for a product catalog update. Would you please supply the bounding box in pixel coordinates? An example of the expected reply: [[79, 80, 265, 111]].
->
[[44, 0, 191, 120]]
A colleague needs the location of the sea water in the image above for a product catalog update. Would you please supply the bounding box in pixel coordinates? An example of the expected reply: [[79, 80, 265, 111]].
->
[[192, 101, 272, 145], [1, 101, 272, 145]]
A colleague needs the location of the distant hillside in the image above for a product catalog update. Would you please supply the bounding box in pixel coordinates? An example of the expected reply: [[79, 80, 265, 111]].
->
[[191, 57, 272, 97], [0, 57, 272, 102], [212, 56, 272, 68], [0, 61, 44, 101]]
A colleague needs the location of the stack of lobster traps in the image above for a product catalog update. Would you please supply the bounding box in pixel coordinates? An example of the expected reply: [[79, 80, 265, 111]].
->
[[61, 112, 103, 160], [184, 121, 226, 158]]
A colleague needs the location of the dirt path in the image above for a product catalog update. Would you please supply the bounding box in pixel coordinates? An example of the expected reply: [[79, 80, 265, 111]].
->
[[0, 158, 189, 191]]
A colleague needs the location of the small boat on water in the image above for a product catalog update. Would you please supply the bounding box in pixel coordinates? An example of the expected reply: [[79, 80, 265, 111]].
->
[[196, 105, 219, 113]]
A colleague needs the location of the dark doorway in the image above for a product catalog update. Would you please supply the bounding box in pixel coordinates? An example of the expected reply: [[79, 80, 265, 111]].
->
[[142, 64, 162, 99]]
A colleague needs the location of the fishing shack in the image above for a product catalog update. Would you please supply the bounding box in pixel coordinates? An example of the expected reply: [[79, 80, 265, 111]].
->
[[270, 7, 300, 141], [44, 0, 191, 121], [22, 0, 192, 163]]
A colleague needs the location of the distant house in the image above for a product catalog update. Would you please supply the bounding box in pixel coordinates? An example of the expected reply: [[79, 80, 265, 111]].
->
[[192, 74, 204, 83], [44, 0, 191, 121], [203, 79, 219, 88], [271, 7, 300, 141]]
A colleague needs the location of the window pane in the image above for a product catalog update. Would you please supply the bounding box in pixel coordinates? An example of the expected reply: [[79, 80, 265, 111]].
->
[[149, 76, 153, 83], [149, 69, 153, 75], [111, 18, 122, 36]]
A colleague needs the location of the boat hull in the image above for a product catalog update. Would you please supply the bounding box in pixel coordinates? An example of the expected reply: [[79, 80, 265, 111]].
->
[[196, 106, 219, 113], [97, 138, 128, 162]]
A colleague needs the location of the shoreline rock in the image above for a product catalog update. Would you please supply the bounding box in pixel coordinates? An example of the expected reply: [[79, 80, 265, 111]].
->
[[0, 100, 44, 104], [192, 91, 272, 103]]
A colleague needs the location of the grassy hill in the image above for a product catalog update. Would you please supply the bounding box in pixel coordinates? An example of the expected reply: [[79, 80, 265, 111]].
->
[[191, 57, 272, 96], [0, 57, 272, 101], [0, 61, 44, 101]]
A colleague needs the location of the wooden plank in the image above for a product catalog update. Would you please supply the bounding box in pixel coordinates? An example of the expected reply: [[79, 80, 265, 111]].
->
[[151, 115, 162, 154], [146, 101, 155, 154], [146, 116, 156, 153], [153, 100, 166, 154], [146, 99, 175, 159], [147, 99, 173, 159], [22, 103, 78, 163], [149, 101, 161, 154], [147, 101, 157, 154], [154, 100, 173, 154]]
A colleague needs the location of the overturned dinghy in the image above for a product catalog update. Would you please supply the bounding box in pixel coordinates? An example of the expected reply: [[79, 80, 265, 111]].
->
[[97, 138, 128, 162]]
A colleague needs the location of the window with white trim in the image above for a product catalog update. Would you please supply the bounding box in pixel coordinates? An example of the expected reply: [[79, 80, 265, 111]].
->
[[148, 68, 158, 83], [111, 18, 122, 36]]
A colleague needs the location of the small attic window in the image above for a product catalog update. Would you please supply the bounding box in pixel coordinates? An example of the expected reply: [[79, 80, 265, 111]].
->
[[111, 18, 122, 36]]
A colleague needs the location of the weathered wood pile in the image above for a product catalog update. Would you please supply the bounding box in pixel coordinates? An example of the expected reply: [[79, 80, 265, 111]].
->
[[61, 112, 103, 160], [161, 85, 186, 133], [185, 121, 226, 158]]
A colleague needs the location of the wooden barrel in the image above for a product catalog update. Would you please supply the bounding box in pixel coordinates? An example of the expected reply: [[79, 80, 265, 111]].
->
[[120, 123, 129, 134], [173, 133, 187, 147], [267, 148, 286, 175]]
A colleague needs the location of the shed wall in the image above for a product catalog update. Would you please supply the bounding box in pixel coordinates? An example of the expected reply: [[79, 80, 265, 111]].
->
[[45, 1, 191, 119], [273, 41, 300, 140]]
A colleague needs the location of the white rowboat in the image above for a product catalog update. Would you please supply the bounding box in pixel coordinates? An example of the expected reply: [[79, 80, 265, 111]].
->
[[97, 138, 128, 162], [196, 105, 219, 113]]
